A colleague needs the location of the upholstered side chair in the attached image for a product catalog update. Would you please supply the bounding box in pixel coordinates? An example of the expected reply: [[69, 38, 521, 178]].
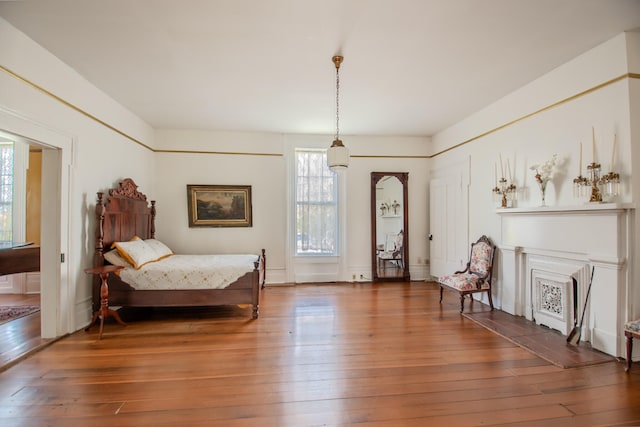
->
[[378, 230, 404, 270], [438, 235, 496, 313]]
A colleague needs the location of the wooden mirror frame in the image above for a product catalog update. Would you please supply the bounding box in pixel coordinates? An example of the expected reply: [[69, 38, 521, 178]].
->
[[371, 172, 410, 282]]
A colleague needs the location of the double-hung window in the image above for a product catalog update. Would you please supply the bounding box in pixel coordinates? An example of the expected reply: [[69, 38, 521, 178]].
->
[[295, 149, 338, 256]]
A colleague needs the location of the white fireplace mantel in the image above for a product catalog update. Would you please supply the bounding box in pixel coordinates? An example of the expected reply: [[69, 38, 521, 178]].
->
[[496, 202, 634, 215], [495, 202, 634, 358]]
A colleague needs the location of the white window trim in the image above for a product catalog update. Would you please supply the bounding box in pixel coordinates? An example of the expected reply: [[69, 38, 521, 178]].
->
[[285, 136, 348, 283]]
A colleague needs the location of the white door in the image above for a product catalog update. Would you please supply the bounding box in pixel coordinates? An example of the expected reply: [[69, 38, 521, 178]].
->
[[429, 160, 469, 278]]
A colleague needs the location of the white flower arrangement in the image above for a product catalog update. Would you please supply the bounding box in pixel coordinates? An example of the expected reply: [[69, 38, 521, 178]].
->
[[530, 154, 559, 206], [530, 154, 559, 186]]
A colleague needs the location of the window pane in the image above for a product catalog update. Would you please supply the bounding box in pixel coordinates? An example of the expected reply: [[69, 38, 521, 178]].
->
[[0, 144, 13, 243], [295, 149, 337, 255]]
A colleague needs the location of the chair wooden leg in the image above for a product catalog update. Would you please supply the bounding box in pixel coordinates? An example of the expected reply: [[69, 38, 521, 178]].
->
[[626, 333, 633, 372], [439, 286, 443, 303], [459, 294, 465, 312], [487, 290, 494, 311]]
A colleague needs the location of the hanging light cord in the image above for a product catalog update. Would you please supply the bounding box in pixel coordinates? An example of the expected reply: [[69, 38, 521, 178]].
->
[[335, 59, 340, 142]]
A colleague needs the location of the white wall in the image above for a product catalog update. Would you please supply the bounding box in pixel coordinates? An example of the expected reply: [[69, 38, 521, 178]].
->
[[345, 136, 431, 281], [627, 32, 640, 322], [155, 129, 431, 283], [0, 18, 156, 335], [153, 130, 287, 279], [430, 32, 639, 319]]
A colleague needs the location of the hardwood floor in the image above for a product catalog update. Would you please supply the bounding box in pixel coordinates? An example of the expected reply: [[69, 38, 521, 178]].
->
[[0, 282, 639, 426], [0, 293, 52, 372]]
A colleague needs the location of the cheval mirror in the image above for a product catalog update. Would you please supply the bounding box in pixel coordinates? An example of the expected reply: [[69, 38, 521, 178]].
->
[[371, 172, 410, 282]]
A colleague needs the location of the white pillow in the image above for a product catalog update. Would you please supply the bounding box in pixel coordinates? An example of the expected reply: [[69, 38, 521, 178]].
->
[[103, 248, 131, 267], [112, 239, 159, 269], [144, 239, 173, 259]]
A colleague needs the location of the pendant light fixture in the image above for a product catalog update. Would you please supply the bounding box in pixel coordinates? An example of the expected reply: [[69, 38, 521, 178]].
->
[[327, 55, 349, 171]]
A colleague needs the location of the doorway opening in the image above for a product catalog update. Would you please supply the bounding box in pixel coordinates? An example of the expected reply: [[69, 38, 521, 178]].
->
[[0, 108, 72, 346]]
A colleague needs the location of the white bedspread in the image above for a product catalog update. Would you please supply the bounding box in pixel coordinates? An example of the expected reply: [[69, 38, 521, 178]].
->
[[118, 254, 259, 290]]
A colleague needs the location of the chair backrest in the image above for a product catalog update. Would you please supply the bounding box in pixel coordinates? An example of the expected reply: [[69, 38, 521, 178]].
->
[[394, 230, 404, 250], [468, 235, 495, 278], [384, 233, 397, 251]]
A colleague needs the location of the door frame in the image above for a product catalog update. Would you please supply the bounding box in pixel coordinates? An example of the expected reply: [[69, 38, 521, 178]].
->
[[0, 106, 73, 338]]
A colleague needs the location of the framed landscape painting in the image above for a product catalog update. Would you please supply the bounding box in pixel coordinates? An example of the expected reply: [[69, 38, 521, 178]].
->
[[187, 184, 252, 227]]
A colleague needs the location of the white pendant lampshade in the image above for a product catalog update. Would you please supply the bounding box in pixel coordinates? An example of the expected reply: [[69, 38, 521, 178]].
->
[[327, 55, 349, 171], [328, 139, 349, 171]]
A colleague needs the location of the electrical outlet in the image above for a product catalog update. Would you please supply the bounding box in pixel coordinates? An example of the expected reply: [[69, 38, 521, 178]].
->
[[352, 274, 356, 280], [360, 274, 364, 280]]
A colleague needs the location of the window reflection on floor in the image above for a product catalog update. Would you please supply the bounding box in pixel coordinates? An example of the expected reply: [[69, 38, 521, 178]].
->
[[282, 299, 344, 423]]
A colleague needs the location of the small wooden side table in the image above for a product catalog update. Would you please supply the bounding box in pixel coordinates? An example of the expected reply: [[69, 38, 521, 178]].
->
[[84, 264, 127, 339]]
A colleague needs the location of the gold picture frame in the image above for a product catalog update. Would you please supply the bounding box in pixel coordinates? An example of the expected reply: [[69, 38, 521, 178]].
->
[[187, 184, 252, 227]]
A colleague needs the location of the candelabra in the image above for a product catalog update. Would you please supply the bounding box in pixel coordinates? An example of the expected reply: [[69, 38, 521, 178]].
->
[[493, 177, 517, 208], [574, 130, 620, 203], [573, 161, 620, 203]]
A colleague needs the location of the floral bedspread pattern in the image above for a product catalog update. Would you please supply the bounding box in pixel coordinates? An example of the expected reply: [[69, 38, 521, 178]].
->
[[119, 254, 258, 290]]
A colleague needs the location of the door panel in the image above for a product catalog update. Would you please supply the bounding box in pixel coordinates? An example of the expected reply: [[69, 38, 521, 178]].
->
[[429, 161, 469, 278]]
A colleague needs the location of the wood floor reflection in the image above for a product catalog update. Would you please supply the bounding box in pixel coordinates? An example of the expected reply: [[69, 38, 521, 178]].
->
[[0, 282, 639, 426]]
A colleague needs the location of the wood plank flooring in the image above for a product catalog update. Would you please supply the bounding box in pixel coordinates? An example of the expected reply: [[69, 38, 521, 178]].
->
[[1, 282, 640, 426], [0, 293, 52, 372]]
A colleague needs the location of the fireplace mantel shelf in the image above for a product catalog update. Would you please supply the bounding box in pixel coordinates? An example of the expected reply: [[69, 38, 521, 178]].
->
[[496, 202, 634, 215]]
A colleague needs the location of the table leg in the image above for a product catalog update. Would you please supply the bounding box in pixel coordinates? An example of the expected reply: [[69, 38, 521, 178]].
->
[[86, 271, 127, 339]]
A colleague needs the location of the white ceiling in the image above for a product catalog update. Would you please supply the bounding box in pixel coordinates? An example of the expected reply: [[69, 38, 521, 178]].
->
[[1, 0, 640, 137]]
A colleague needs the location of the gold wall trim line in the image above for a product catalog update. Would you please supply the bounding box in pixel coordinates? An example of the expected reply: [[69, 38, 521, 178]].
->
[[155, 149, 282, 157], [431, 73, 636, 158], [351, 155, 429, 159], [0, 64, 154, 151]]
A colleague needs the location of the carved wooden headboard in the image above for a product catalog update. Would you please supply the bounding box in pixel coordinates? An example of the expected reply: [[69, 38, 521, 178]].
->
[[94, 178, 156, 268]]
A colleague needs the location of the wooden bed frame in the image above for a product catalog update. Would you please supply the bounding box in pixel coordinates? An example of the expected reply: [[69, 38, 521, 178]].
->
[[92, 178, 265, 319]]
